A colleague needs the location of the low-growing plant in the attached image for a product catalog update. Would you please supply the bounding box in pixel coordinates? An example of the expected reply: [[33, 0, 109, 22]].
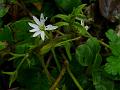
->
[[0, 0, 120, 90]]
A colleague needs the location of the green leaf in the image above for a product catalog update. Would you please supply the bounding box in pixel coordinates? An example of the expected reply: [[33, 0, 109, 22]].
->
[[0, 41, 7, 50], [10, 20, 31, 42], [72, 4, 86, 16], [55, 22, 69, 27], [2, 71, 15, 75], [10, 0, 17, 3], [17, 68, 50, 90], [105, 29, 120, 75], [76, 37, 100, 66], [9, 53, 25, 61], [110, 41, 120, 56], [106, 30, 120, 56], [54, 0, 81, 13], [40, 42, 54, 55], [76, 44, 93, 66], [22, 0, 41, 3], [74, 22, 88, 36], [86, 37, 100, 55], [9, 71, 17, 88], [0, 7, 9, 17], [53, 14, 70, 22], [75, 14, 86, 21], [64, 42, 72, 61], [92, 53, 102, 69], [105, 29, 118, 42], [0, 26, 13, 43], [40, 34, 72, 55], [105, 56, 120, 75], [92, 71, 114, 90], [15, 43, 32, 54], [2, 71, 17, 88]]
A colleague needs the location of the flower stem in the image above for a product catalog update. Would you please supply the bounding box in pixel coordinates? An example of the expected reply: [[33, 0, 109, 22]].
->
[[36, 53, 52, 83], [62, 53, 83, 90], [50, 63, 66, 90], [67, 65, 83, 90], [52, 49, 61, 71], [41, 56, 51, 81]]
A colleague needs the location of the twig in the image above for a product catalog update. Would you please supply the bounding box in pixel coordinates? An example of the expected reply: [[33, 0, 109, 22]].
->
[[50, 61, 66, 90]]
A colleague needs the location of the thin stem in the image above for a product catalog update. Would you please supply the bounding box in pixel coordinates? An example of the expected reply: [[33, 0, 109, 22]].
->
[[62, 54, 83, 90], [50, 64, 66, 90], [56, 36, 81, 46], [52, 49, 61, 71], [39, 55, 52, 82], [44, 30, 51, 39], [46, 54, 52, 68], [98, 40, 110, 49], [56, 30, 65, 36], [86, 31, 92, 38], [67, 65, 83, 90], [16, 53, 29, 70], [35, 52, 52, 83]]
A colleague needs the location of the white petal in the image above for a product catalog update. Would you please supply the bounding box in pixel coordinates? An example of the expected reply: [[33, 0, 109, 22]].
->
[[40, 13, 45, 20], [32, 16, 41, 25], [45, 17, 48, 20], [32, 31, 41, 37], [45, 25, 58, 30], [81, 20, 84, 26], [40, 31, 45, 41], [85, 26, 89, 30], [28, 22, 39, 29], [40, 13, 46, 24], [29, 29, 38, 32]]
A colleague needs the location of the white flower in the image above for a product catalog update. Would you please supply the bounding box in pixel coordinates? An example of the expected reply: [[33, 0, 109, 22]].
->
[[28, 13, 58, 41], [80, 20, 89, 30]]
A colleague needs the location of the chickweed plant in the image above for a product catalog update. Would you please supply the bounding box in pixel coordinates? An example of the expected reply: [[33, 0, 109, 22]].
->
[[1, 0, 120, 90]]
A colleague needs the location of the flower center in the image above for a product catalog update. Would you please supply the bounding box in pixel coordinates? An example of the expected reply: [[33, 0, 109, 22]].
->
[[39, 24, 45, 31]]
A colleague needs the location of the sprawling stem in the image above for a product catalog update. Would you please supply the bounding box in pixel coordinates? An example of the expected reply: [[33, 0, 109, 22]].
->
[[52, 49, 61, 71], [62, 54, 84, 90], [98, 40, 110, 49], [50, 63, 66, 90], [36, 53, 52, 83], [67, 65, 83, 90]]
